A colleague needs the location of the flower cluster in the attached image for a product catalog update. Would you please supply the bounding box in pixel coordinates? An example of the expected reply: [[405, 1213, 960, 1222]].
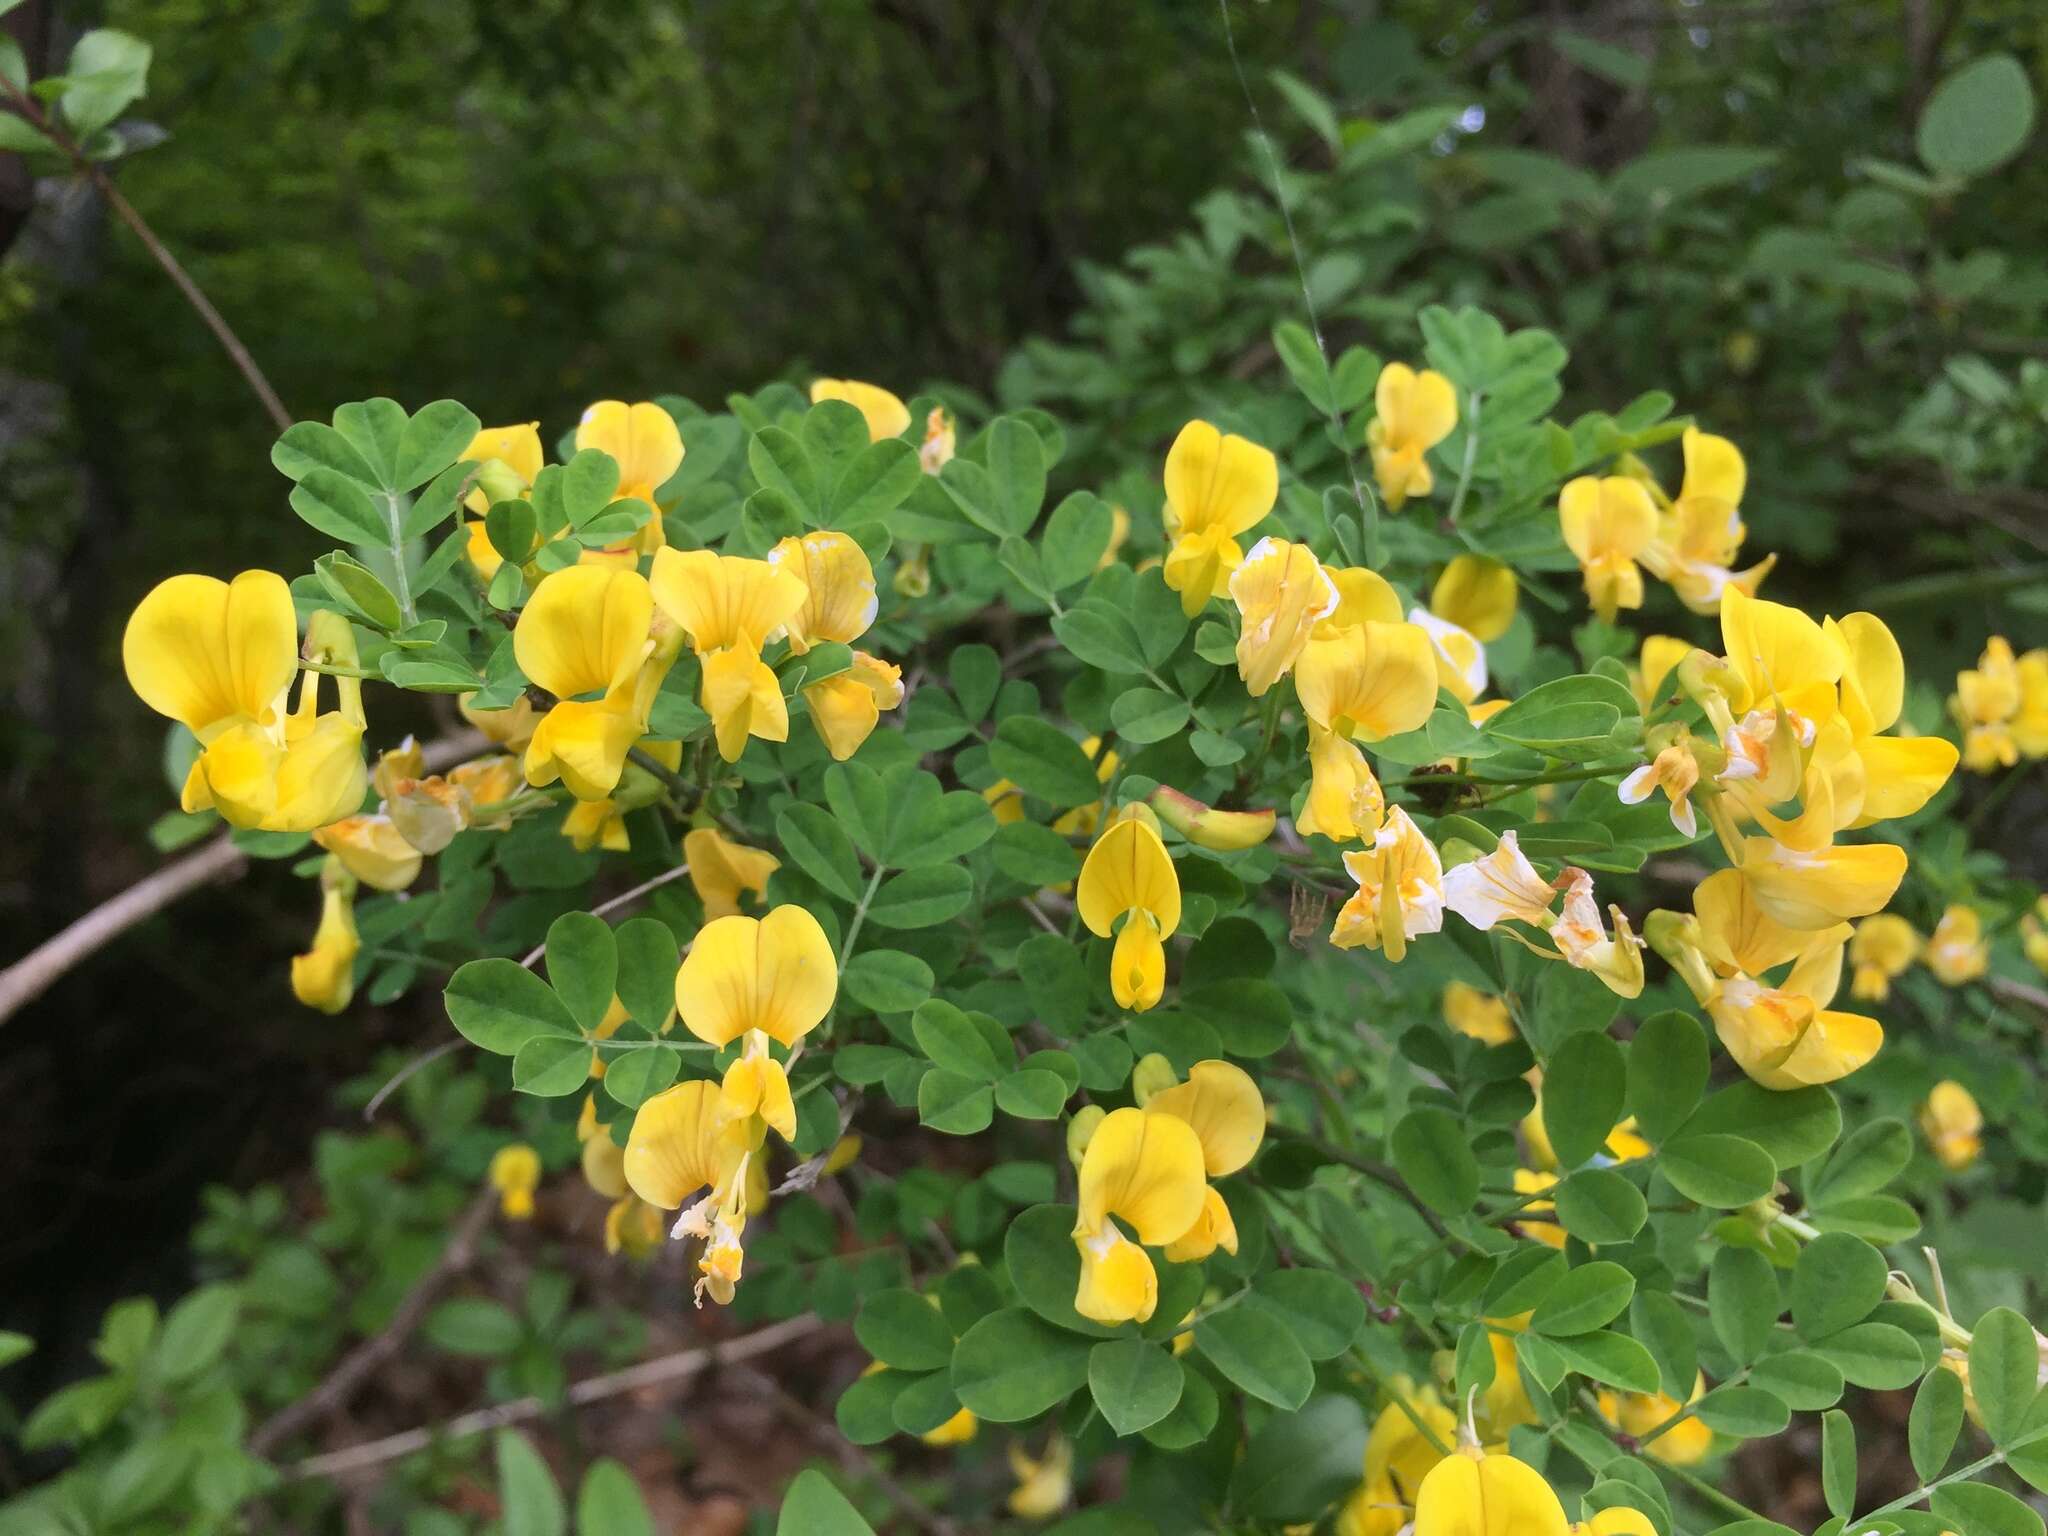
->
[[1949, 634, 2048, 772]]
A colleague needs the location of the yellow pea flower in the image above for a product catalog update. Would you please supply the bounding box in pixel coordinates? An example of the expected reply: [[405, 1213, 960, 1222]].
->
[[1007, 1434, 1073, 1519], [1332, 807, 1445, 961], [516, 565, 671, 799], [1637, 427, 1775, 614], [1632, 634, 1693, 716], [1617, 742, 1701, 839], [810, 378, 911, 442], [1228, 536, 1339, 696], [1921, 1081, 1983, 1170], [1443, 981, 1515, 1045], [290, 868, 360, 1014], [1295, 621, 1440, 743], [1412, 555, 1516, 704], [684, 826, 780, 919], [1146, 786, 1277, 851], [622, 1079, 760, 1305], [1076, 810, 1182, 1012], [1071, 1107, 1209, 1324], [1339, 1384, 1458, 1536], [1368, 362, 1458, 512], [605, 1193, 668, 1259], [1575, 1509, 1660, 1536], [1737, 837, 1907, 931], [1298, 724, 1388, 844], [447, 754, 525, 827], [919, 406, 956, 474], [1849, 913, 1920, 1001], [1322, 566, 1407, 632], [460, 691, 540, 751], [767, 531, 880, 653], [1708, 944, 1880, 1091], [805, 652, 905, 761], [1926, 904, 1989, 986], [1159, 419, 1279, 617], [675, 905, 837, 1142], [562, 798, 628, 852], [1100, 504, 1132, 569], [576, 400, 684, 556], [698, 635, 787, 763], [489, 1143, 542, 1221], [1598, 1381, 1712, 1466], [313, 814, 423, 891], [1822, 611, 1957, 826], [649, 548, 808, 762], [1143, 1058, 1266, 1262], [582, 1128, 628, 1199], [1952, 637, 2022, 772], [123, 573, 369, 832], [1551, 869, 1647, 1000], [459, 421, 544, 576], [2015, 648, 2048, 757], [1442, 832, 1557, 932], [1412, 1445, 1570, 1536], [1558, 477, 1658, 622], [921, 1405, 978, 1446]]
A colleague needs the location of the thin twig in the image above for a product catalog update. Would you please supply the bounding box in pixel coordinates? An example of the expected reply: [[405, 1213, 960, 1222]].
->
[[277, 1315, 824, 1482], [250, 1189, 498, 1455]]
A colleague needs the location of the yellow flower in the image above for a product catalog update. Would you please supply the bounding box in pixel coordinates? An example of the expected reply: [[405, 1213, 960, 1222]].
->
[[1575, 1510, 1660, 1536], [1618, 742, 1701, 838], [1926, 904, 1989, 986], [460, 692, 540, 751], [1298, 724, 1387, 844], [582, 1129, 628, 1199], [1921, 1081, 1983, 1170], [1637, 428, 1774, 614], [123, 573, 369, 832], [1825, 611, 1958, 825], [1368, 363, 1457, 512], [919, 406, 956, 474], [1007, 1434, 1073, 1519], [291, 874, 359, 1014], [1632, 634, 1692, 715], [805, 651, 905, 761], [516, 565, 669, 799], [1159, 420, 1279, 617], [1295, 621, 1439, 743], [447, 754, 524, 826], [1100, 504, 1132, 569], [684, 827, 780, 920], [649, 549, 808, 763], [1443, 982, 1514, 1045], [313, 814, 423, 891], [1849, 913, 1920, 1001], [562, 798, 629, 852], [459, 421, 545, 576], [767, 532, 879, 653], [1707, 945, 1880, 1091], [1737, 837, 1908, 932], [1228, 536, 1339, 696], [1332, 807, 1445, 961], [1442, 832, 1557, 931], [1412, 555, 1515, 704], [576, 400, 684, 555], [1077, 810, 1182, 1012], [1953, 636, 2022, 772], [622, 1079, 760, 1305], [605, 1194, 668, 1259], [1071, 1107, 1209, 1324], [1143, 1058, 1266, 1263], [921, 1405, 978, 1447], [1558, 476, 1658, 621], [1322, 566, 1407, 632], [1599, 1383, 1713, 1465], [1146, 786, 1277, 851], [1412, 1446, 1569, 1536], [698, 635, 789, 763], [1551, 869, 1646, 1000], [810, 378, 911, 442], [2015, 648, 2048, 757], [489, 1143, 541, 1221], [676, 906, 837, 1142]]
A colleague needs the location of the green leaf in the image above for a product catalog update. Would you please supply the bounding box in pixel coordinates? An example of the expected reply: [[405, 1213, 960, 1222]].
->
[[1930, 1482, 2046, 1536], [913, 1000, 1008, 1082], [996, 1069, 1070, 1119], [1483, 674, 1635, 749], [1969, 1307, 2041, 1446], [950, 1307, 1092, 1421], [576, 1460, 655, 1536], [98, 1438, 194, 1524], [513, 1035, 593, 1097], [60, 28, 150, 138], [1391, 1106, 1480, 1215], [840, 950, 935, 1014], [891, 1371, 964, 1437], [867, 865, 974, 929], [545, 912, 617, 1034], [396, 400, 482, 491], [1658, 1134, 1776, 1208], [1710, 1248, 1781, 1366], [445, 959, 581, 1054], [894, 791, 998, 869], [990, 718, 1106, 807], [749, 427, 819, 519], [314, 551, 403, 630], [428, 1298, 526, 1356], [1749, 1350, 1845, 1412], [1693, 1384, 1789, 1438], [1196, 1304, 1314, 1410], [1273, 321, 1335, 413], [613, 917, 678, 1033], [777, 1470, 878, 1535], [992, 821, 1082, 887], [1909, 1366, 1964, 1482], [1110, 687, 1190, 744], [1545, 1330, 1662, 1395], [833, 439, 922, 523], [1041, 493, 1115, 590], [986, 416, 1048, 536], [1543, 1031, 1626, 1169], [155, 1284, 240, 1384], [1227, 1394, 1370, 1521], [1791, 1233, 1887, 1342], [917, 1069, 994, 1134], [1183, 979, 1291, 1058], [1682, 1083, 1839, 1168], [1821, 1408, 1856, 1519], [1808, 1117, 1911, 1206], [600, 1047, 679, 1110], [1818, 1322, 1926, 1389], [1610, 147, 1777, 208], [1555, 1169, 1648, 1244], [1053, 601, 1152, 675], [835, 1368, 910, 1445], [0, 1331, 32, 1370], [1530, 1261, 1635, 1336], [856, 1289, 955, 1372], [1630, 1291, 1698, 1400], [291, 466, 385, 543], [1250, 1269, 1366, 1360], [1143, 1362, 1221, 1451], [1088, 1338, 1184, 1436], [1918, 54, 2036, 179], [1626, 1011, 1708, 1142], [1004, 1204, 1121, 1339], [777, 804, 865, 902]]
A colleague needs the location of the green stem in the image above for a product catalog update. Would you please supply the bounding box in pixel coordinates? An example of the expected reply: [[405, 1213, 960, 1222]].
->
[[379, 491, 418, 627], [1855, 1450, 2005, 1524], [839, 867, 886, 971], [302, 660, 380, 679], [1445, 391, 1483, 526], [1349, 1347, 1456, 1459]]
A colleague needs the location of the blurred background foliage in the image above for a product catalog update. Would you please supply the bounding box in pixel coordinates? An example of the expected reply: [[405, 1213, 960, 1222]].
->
[[2, 0, 2045, 1507]]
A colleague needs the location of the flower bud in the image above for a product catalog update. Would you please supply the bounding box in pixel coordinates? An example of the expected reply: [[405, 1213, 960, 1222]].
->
[[1066, 1105, 1106, 1169], [1145, 785, 1274, 851], [1130, 1052, 1178, 1107], [473, 458, 530, 508]]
